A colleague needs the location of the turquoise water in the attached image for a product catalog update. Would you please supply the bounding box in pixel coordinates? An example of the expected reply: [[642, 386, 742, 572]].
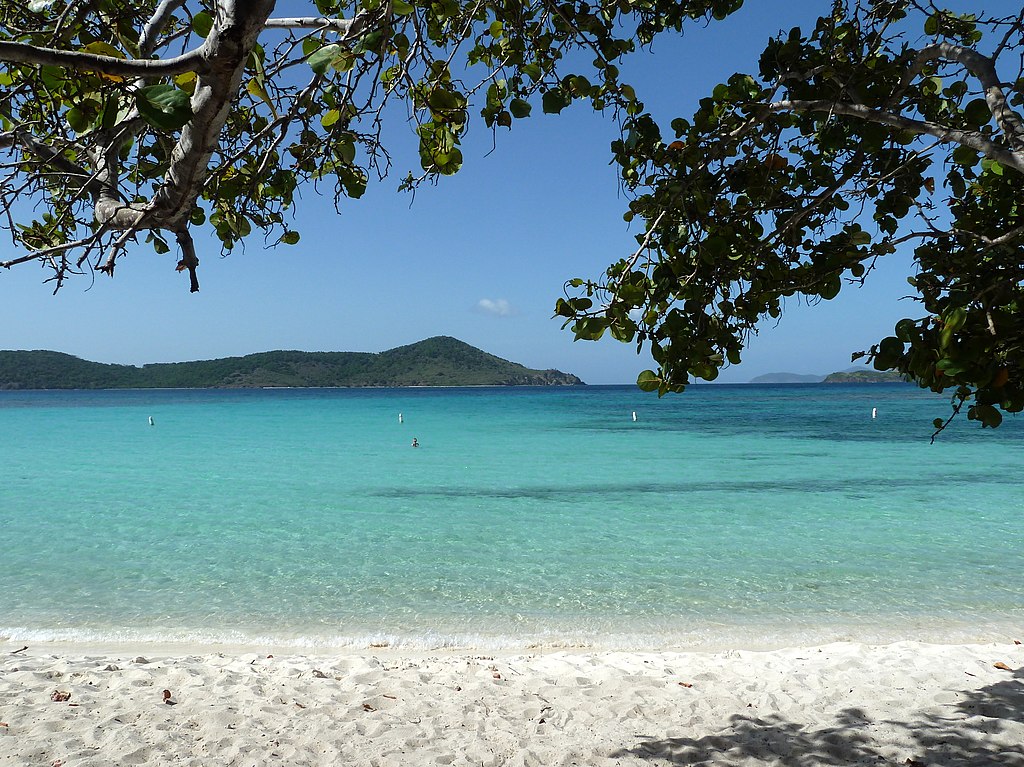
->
[[1, 384, 1022, 649]]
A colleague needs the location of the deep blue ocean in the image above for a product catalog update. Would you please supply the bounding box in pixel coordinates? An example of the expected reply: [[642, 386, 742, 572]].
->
[[1, 384, 1021, 650]]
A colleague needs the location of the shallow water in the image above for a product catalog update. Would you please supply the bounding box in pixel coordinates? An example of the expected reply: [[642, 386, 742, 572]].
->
[[1, 384, 1021, 649]]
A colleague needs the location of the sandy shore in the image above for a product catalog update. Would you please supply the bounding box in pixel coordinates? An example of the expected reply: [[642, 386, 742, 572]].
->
[[2, 640, 1022, 766]]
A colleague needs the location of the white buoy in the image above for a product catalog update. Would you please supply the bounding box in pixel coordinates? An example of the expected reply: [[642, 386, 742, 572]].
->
[[631, 411, 637, 422], [398, 412, 403, 424], [871, 407, 877, 419], [148, 416, 154, 426]]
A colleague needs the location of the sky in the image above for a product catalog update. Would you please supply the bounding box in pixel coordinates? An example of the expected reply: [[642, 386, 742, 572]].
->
[[0, 1, 1003, 384]]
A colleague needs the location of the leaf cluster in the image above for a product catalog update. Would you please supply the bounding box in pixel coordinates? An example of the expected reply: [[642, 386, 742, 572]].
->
[[0, 0, 744, 288], [558, 0, 1024, 430]]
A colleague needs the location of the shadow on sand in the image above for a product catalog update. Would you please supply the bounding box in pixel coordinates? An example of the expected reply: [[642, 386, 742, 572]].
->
[[613, 666, 1024, 766]]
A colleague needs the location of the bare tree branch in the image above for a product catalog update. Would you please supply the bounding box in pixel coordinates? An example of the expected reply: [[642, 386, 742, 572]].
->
[[0, 40, 209, 78], [140, 0, 190, 58], [175, 228, 200, 292], [263, 16, 360, 33]]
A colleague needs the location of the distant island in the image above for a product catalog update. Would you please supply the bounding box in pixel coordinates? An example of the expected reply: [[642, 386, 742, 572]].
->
[[0, 337, 584, 389], [749, 369, 908, 384], [821, 370, 906, 384], [748, 372, 826, 384]]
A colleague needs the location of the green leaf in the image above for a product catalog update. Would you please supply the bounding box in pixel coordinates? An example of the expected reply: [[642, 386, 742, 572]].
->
[[321, 109, 341, 128], [609, 321, 636, 343], [874, 336, 904, 368], [636, 369, 661, 392], [819, 276, 842, 300], [940, 306, 967, 349], [572, 297, 592, 311], [427, 89, 460, 111], [307, 44, 342, 74], [573, 317, 606, 341], [554, 298, 573, 318], [341, 168, 367, 198], [66, 106, 91, 133], [542, 90, 569, 114], [894, 318, 917, 341], [331, 50, 356, 73], [980, 158, 1004, 176], [879, 336, 904, 357], [391, 0, 414, 15], [943, 306, 968, 332], [247, 78, 277, 118], [146, 230, 170, 254], [702, 235, 727, 260], [936, 358, 966, 376], [39, 65, 65, 91], [281, 231, 300, 245], [522, 64, 542, 82], [509, 98, 531, 119], [136, 85, 193, 131], [83, 41, 125, 59], [963, 98, 990, 127], [352, 29, 384, 55], [951, 145, 977, 166], [971, 403, 1002, 428], [192, 11, 214, 38]]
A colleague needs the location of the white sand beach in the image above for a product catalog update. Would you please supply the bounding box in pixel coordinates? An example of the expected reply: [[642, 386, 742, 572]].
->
[[2, 640, 1022, 766]]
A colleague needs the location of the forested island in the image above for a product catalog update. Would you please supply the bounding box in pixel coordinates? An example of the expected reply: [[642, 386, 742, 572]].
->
[[748, 370, 909, 384], [0, 337, 583, 389], [822, 370, 906, 384]]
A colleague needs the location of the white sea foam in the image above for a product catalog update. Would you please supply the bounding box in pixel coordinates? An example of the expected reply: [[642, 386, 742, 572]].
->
[[3, 616, 1019, 654]]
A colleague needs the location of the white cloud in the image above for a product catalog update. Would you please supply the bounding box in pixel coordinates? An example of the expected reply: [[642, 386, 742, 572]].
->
[[476, 298, 516, 317]]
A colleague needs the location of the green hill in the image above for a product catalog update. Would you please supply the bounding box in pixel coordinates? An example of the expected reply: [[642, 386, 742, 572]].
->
[[0, 337, 584, 389], [822, 370, 907, 383]]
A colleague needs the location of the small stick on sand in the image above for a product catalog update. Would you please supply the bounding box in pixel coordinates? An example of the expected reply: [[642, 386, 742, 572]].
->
[[11, 646, 27, 655]]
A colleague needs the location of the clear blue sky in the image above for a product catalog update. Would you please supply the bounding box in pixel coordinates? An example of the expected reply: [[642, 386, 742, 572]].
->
[[0, 1, 1003, 383]]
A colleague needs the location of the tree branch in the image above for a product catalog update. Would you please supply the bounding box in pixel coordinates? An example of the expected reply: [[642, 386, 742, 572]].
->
[[175, 228, 200, 292], [139, 0, 189, 58], [911, 41, 1024, 152], [768, 99, 1024, 174], [263, 16, 360, 33], [0, 130, 92, 185], [0, 40, 209, 78], [152, 0, 277, 227]]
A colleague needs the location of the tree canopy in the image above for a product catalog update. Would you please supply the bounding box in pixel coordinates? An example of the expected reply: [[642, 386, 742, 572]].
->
[[1, 0, 1022, 431], [0, 0, 735, 289], [556, 1, 1024, 433]]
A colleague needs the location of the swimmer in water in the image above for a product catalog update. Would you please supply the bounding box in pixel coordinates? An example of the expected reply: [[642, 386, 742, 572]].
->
[[411, 437, 419, 448]]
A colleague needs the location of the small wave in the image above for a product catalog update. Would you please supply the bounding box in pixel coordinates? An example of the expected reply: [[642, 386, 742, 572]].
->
[[3, 618, 1019, 653]]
